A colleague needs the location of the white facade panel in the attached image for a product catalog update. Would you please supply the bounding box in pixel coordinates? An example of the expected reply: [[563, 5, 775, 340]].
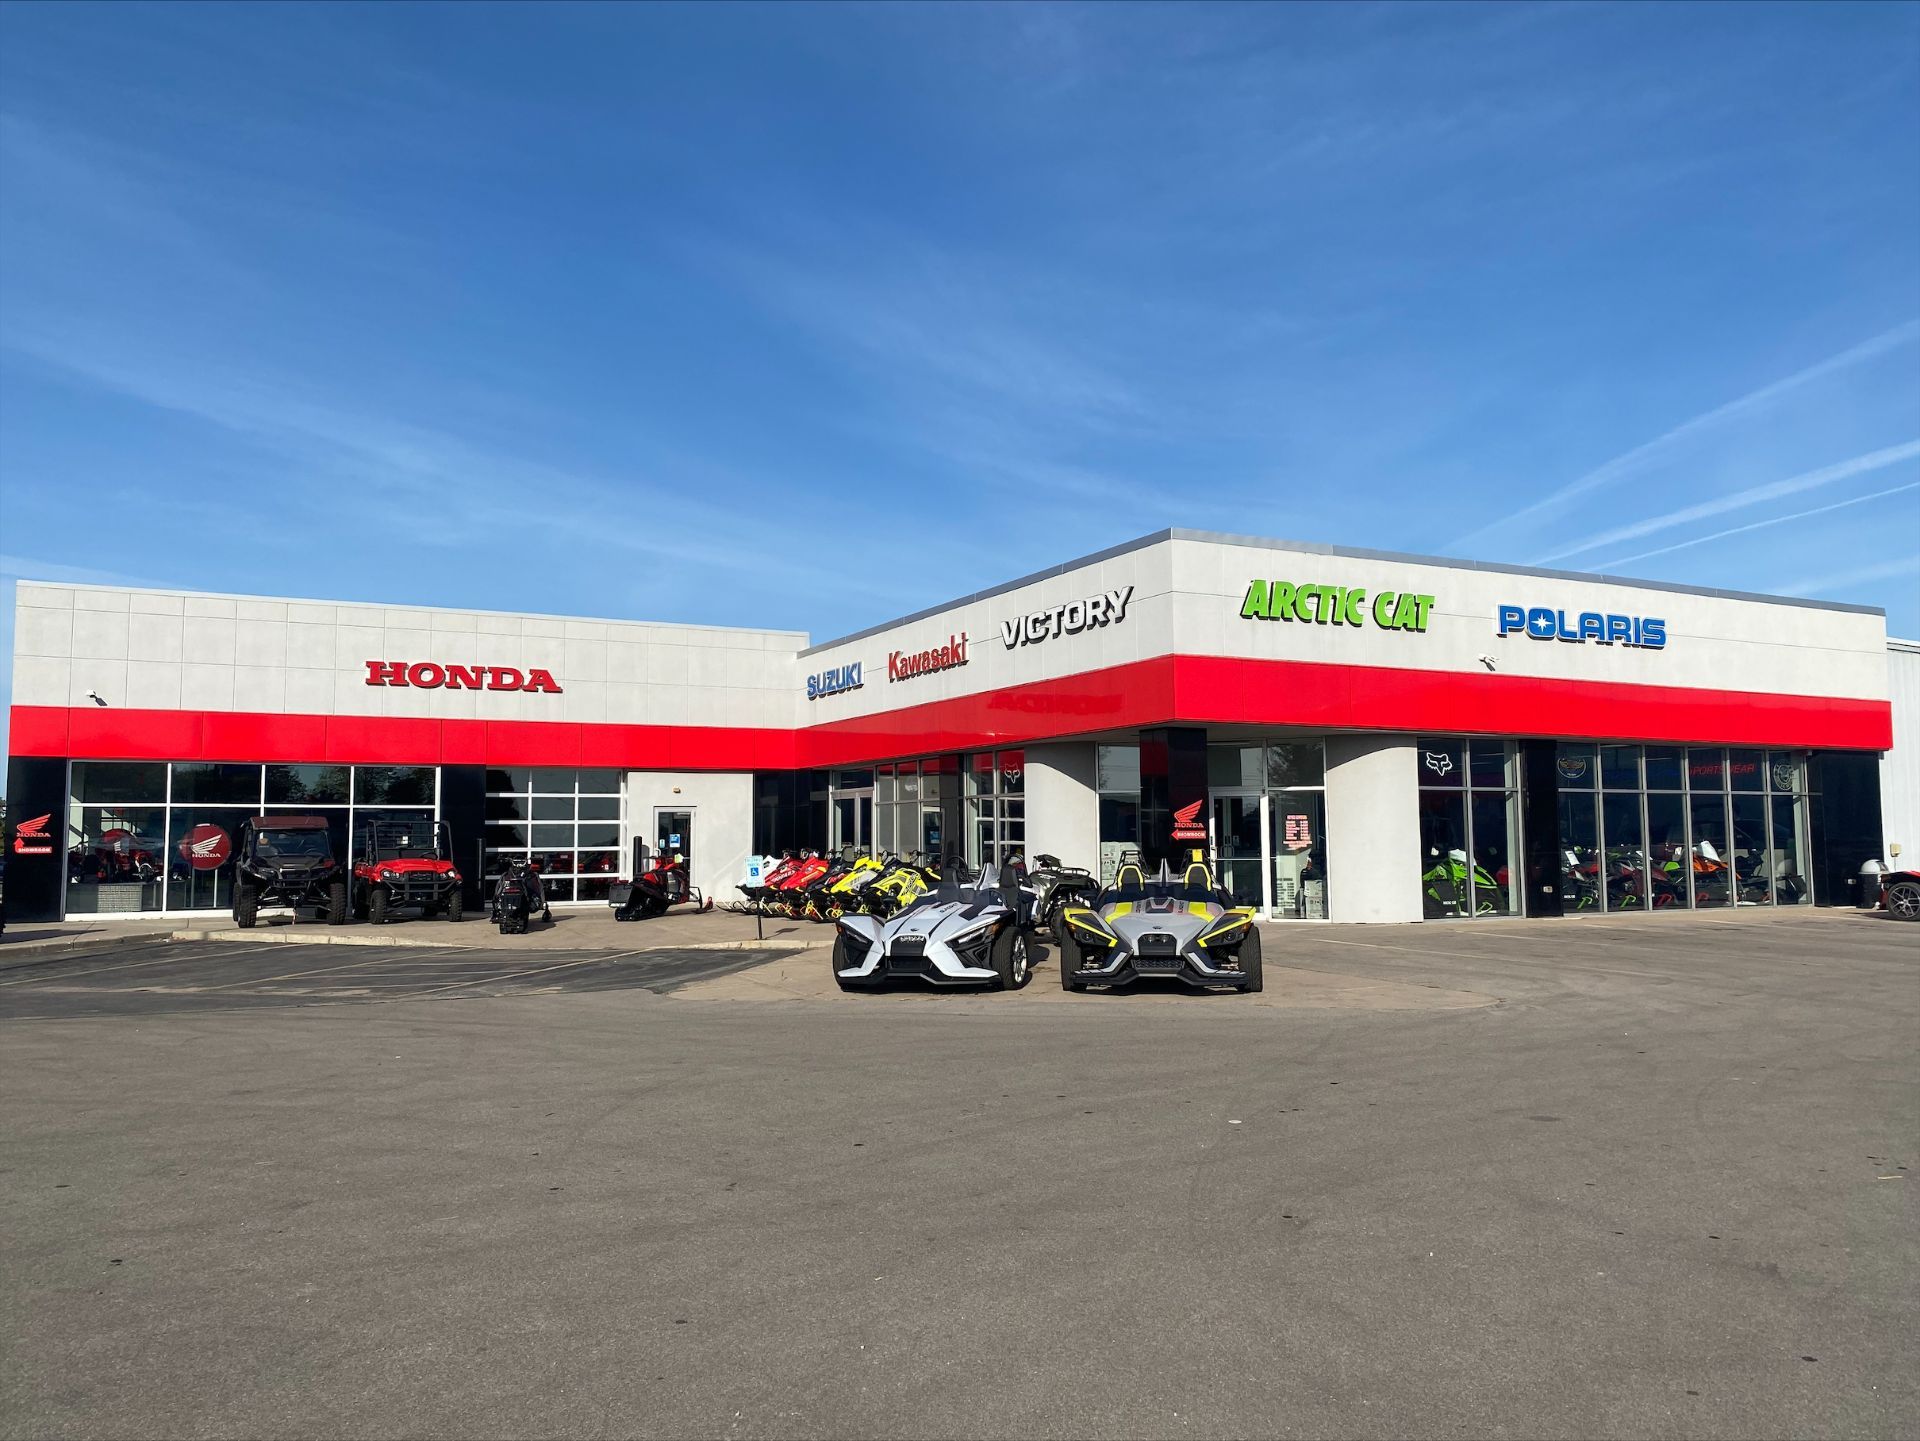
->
[[11, 581, 807, 732], [1881, 641, 1920, 861]]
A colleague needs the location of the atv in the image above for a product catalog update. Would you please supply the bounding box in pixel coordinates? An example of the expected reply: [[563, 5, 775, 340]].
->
[[353, 817, 464, 924], [1021, 852, 1101, 942], [1057, 853, 1262, 994], [231, 815, 348, 929], [831, 861, 1030, 991]]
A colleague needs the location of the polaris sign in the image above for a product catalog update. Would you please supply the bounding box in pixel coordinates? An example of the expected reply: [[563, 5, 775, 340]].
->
[[806, 660, 864, 701], [1002, 585, 1133, 648], [1497, 605, 1667, 650]]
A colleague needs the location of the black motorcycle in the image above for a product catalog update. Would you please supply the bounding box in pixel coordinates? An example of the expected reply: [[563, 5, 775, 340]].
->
[[491, 861, 552, 935]]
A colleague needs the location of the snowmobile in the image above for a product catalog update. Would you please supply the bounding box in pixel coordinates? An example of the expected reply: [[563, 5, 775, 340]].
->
[[491, 859, 552, 935], [1421, 849, 1506, 918], [862, 852, 942, 919], [612, 850, 710, 921]]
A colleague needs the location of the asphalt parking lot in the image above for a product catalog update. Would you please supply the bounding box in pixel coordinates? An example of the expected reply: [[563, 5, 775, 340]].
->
[[0, 939, 786, 1020], [2, 910, 1914, 1441]]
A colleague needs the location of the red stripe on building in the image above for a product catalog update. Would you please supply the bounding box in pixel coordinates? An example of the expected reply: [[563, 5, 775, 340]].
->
[[7, 655, 1892, 769]]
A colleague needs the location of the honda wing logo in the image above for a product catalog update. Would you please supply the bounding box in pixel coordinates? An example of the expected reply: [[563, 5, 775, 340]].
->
[[12, 812, 54, 856], [1171, 798, 1207, 842], [189, 834, 223, 858]]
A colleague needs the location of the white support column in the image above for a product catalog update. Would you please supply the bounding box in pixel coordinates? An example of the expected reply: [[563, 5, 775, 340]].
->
[[1024, 742, 1099, 869], [1325, 734, 1423, 924]]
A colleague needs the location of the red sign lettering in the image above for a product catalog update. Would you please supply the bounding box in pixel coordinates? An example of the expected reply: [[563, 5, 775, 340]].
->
[[364, 661, 563, 694]]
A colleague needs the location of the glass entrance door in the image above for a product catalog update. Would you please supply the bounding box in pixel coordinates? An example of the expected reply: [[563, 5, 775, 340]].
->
[[653, 809, 692, 870], [831, 790, 873, 855], [1211, 793, 1263, 908]]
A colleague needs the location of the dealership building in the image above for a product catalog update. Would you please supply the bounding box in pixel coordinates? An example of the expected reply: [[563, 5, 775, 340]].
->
[[4, 529, 1906, 926]]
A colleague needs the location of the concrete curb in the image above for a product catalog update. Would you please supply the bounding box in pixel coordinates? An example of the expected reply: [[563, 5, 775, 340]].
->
[[0, 930, 179, 970], [170, 928, 456, 949]]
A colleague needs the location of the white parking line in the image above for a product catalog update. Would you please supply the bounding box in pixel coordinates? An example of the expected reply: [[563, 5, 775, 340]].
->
[[0, 944, 281, 987]]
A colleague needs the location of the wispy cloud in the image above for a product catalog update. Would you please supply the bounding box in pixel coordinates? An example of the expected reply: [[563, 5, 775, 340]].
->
[[1, 326, 915, 602], [1594, 480, 1920, 569], [1449, 320, 1920, 551], [1769, 554, 1920, 599], [1531, 439, 1920, 564]]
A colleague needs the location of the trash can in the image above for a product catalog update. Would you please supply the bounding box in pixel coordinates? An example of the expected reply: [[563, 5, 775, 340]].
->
[[1857, 858, 1885, 910]]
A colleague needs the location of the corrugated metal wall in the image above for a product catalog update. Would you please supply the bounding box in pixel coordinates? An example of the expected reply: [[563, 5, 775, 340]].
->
[[1881, 640, 1920, 860]]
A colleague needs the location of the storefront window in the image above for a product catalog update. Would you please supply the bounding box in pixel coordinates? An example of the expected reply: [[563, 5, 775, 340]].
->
[[165, 806, 254, 911], [72, 761, 168, 806], [170, 763, 262, 806], [1644, 747, 1683, 792], [1095, 746, 1141, 885], [482, 768, 621, 904], [1646, 791, 1687, 906], [1416, 738, 1518, 918], [1601, 790, 1649, 910], [355, 766, 436, 806], [1267, 743, 1325, 790], [267, 764, 350, 805], [1600, 744, 1641, 791], [1207, 746, 1264, 790], [1581, 745, 1811, 912], [1269, 790, 1327, 919]]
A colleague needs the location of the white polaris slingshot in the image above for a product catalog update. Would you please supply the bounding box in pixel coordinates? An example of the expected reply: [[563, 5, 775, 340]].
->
[[831, 862, 1031, 991]]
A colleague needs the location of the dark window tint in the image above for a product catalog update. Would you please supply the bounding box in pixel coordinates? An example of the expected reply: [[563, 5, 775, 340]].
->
[[1600, 745, 1640, 790], [1728, 749, 1764, 792], [266, 764, 350, 805], [72, 761, 167, 805], [1469, 741, 1509, 790], [355, 767, 436, 806], [170, 763, 260, 805], [485, 768, 531, 794], [1267, 742, 1325, 789], [1643, 748, 1683, 791], [1555, 744, 1597, 789], [1687, 749, 1726, 791], [577, 769, 621, 795]]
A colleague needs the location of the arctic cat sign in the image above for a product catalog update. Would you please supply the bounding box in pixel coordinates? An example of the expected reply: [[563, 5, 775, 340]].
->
[[1240, 580, 1434, 632], [365, 661, 563, 693], [1002, 585, 1134, 648]]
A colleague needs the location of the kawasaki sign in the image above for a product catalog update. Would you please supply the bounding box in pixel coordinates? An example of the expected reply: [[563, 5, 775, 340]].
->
[[1240, 580, 1434, 632]]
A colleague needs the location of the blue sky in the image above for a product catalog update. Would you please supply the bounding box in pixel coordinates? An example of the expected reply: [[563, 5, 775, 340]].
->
[[2, 1, 1917, 753]]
